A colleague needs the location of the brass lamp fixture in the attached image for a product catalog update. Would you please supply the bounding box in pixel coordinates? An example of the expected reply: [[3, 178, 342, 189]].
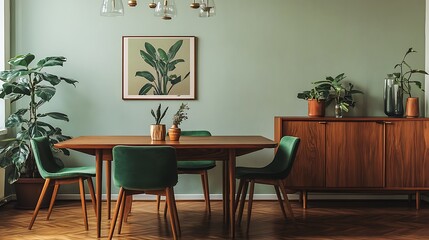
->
[[103, 0, 216, 20]]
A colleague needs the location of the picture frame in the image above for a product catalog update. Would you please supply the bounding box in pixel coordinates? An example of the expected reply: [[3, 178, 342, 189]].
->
[[122, 36, 196, 100]]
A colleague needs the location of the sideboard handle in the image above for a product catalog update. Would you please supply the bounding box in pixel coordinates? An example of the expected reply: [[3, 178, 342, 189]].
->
[[318, 122, 327, 124], [384, 121, 393, 124]]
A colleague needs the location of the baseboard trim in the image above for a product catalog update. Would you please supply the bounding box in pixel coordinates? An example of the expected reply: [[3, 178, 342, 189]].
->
[[55, 193, 428, 202]]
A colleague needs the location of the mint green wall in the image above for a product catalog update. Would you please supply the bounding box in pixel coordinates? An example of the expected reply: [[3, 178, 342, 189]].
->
[[10, 0, 425, 195]]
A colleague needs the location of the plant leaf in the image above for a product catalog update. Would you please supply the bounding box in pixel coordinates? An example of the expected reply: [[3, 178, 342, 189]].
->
[[35, 85, 56, 101], [144, 42, 157, 59], [37, 56, 67, 68], [140, 50, 156, 68], [38, 112, 69, 121], [168, 40, 183, 60], [135, 71, 155, 82], [158, 48, 168, 62], [139, 83, 153, 95], [8, 54, 35, 67]]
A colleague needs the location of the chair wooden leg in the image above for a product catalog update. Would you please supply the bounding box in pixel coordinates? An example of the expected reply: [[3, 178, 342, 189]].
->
[[29, 178, 51, 230], [246, 180, 255, 234], [166, 187, 179, 240], [118, 192, 128, 234], [78, 178, 89, 231], [164, 197, 168, 218], [279, 180, 294, 221], [235, 179, 245, 212], [237, 180, 249, 225], [108, 188, 125, 240], [201, 171, 211, 214], [46, 183, 60, 220], [123, 195, 133, 223], [156, 195, 161, 211], [274, 185, 287, 220], [87, 177, 96, 216], [106, 161, 112, 220]]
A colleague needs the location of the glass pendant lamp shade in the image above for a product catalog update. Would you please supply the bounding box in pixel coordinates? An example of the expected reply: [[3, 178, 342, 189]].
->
[[154, 0, 177, 20], [101, 0, 124, 16], [199, 0, 215, 17]]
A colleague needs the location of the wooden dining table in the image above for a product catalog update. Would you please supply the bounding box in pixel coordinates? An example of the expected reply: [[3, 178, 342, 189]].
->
[[54, 135, 277, 238]]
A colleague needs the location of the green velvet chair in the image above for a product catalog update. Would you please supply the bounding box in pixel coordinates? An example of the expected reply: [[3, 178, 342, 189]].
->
[[109, 146, 180, 240], [234, 136, 300, 233], [28, 136, 96, 231], [157, 130, 216, 214]]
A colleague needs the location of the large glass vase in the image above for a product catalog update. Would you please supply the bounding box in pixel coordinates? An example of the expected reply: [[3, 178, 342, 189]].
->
[[383, 74, 404, 117]]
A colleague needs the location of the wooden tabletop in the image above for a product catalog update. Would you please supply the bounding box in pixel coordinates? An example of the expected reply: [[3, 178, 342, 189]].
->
[[54, 135, 277, 149]]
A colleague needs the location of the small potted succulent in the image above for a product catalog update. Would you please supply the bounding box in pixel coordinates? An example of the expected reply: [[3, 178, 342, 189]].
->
[[150, 103, 168, 141], [168, 103, 189, 141], [297, 86, 329, 117]]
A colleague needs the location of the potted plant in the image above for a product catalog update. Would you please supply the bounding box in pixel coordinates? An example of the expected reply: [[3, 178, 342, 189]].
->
[[313, 73, 364, 118], [168, 103, 189, 141], [150, 103, 168, 141], [0, 53, 77, 209], [297, 86, 329, 117], [392, 48, 427, 118]]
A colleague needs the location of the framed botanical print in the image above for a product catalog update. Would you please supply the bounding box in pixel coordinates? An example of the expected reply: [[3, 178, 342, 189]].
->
[[122, 36, 196, 100]]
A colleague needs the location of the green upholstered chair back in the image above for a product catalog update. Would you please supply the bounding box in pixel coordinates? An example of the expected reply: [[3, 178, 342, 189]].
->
[[266, 136, 300, 179], [180, 130, 211, 137], [112, 146, 178, 191], [30, 136, 64, 179]]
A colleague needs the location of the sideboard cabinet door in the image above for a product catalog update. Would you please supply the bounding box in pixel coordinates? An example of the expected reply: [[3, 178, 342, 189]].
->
[[325, 122, 384, 188], [282, 121, 326, 188], [385, 121, 429, 187]]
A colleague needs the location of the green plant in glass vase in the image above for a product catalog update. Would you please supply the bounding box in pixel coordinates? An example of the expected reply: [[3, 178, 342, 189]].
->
[[313, 73, 363, 118], [0, 53, 78, 183]]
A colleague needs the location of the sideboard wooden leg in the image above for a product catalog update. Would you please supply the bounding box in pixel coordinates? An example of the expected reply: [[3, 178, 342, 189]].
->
[[416, 191, 420, 210], [302, 190, 308, 209]]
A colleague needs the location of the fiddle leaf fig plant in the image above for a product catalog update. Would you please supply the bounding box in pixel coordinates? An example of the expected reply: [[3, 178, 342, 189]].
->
[[0, 53, 78, 184]]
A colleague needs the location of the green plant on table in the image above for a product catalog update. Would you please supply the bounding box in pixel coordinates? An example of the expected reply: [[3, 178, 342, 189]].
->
[[172, 103, 189, 126], [151, 103, 169, 125], [0, 53, 78, 183]]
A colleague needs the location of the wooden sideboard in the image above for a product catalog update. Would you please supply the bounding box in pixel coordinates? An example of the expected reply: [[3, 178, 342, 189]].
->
[[274, 117, 429, 209]]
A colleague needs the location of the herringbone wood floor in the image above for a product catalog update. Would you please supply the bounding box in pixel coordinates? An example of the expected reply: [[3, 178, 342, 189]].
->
[[1, 199, 429, 239]]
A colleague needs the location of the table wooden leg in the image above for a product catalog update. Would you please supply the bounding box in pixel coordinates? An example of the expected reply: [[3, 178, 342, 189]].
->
[[106, 161, 111, 220], [95, 150, 103, 238], [228, 149, 236, 238], [222, 161, 228, 223]]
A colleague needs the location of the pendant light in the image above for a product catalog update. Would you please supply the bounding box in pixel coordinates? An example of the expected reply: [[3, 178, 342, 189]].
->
[[100, 0, 124, 16], [199, 0, 215, 18], [154, 0, 177, 20]]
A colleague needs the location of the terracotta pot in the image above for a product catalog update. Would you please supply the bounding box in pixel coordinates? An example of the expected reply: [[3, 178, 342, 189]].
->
[[308, 99, 325, 117], [14, 178, 54, 210], [150, 124, 166, 141], [168, 125, 181, 141], [405, 97, 419, 118]]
